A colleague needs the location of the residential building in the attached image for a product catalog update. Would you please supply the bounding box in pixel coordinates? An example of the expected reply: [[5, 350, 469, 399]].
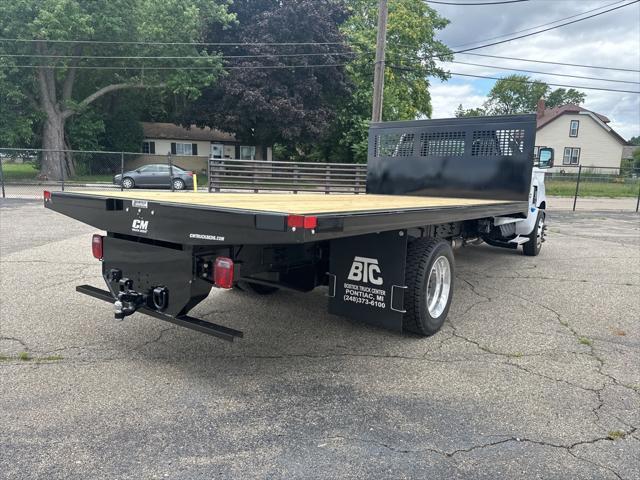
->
[[534, 100, 627, 171], [128, 122, 272, 173]]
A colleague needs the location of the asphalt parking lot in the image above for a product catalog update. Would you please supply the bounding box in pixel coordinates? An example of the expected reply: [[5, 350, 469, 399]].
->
[[1, 200, 639, 479]]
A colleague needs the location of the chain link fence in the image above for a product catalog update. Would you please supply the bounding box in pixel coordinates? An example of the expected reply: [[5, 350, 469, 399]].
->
[[546, 165, 640, 211], [1, 147, 639, 212], [0, 148, 208, 199]]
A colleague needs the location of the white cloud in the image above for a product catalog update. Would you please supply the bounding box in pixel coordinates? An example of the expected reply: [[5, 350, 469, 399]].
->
[[429, 83, 487, 118], [428, 0, 640, 140]]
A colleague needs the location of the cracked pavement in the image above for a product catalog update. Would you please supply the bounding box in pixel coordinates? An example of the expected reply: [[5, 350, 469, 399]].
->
[[1, 201, 639, 479]]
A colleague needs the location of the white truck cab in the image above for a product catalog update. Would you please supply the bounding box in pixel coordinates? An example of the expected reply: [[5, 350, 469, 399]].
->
[[487, 147, 554, 256]]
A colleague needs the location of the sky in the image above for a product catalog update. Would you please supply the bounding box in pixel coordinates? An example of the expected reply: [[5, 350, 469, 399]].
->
[[426, 0, 640, 140]]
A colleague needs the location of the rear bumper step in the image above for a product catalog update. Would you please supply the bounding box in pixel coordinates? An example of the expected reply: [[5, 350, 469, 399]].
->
[[76, 285, 243, 342]]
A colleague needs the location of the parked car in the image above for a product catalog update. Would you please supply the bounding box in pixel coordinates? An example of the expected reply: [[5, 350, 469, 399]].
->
[[114, 164, 194, 190]]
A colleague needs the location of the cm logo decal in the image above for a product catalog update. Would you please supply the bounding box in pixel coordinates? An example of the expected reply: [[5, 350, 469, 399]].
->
[[347, 256, 383, 285], [131, 219, 149, 234]]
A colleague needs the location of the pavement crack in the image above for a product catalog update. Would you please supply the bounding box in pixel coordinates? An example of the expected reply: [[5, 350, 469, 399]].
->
[[0, 336, 29, 349], [135, 326, 177, 350], [459, 278, 492, 302]]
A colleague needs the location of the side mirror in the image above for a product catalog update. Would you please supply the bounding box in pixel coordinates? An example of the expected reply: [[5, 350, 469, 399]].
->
[[538, 148, 554, 169], [135, 169, 141, 173]]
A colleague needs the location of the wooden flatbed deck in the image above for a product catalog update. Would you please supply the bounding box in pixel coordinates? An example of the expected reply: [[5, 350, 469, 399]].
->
[[76, 191, 512, 215]]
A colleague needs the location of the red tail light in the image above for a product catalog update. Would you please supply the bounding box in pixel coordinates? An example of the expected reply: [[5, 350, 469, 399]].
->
[[92, 234, 103, 260], [213, 257, 234, 289], [287, 215, 317, 230], [187, 171, 194, 176], [44, 190, 52, 203]]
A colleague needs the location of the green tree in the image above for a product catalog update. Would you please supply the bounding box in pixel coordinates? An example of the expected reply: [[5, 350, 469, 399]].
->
[[0, 65, 41, 148], [457, 77, 589, 117], [180, 0, 352, 148], [454, 104, 485, 117], [484, 74, 549, 115], [325, 0, 451, 162], [628, 136, 640, 146], [0, 0, 233, 178], [545, 88, 586, 108]]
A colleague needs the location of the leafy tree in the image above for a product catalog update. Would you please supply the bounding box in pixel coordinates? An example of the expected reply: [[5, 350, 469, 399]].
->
[[327, 0, 451, 162], [483, 74, 548, 115], [101, 93, 145, 153], [628, 136, 640, 146], [180, 0, 352, 148], [454, 104, 485, 117], [0, 0, 233, 179], [545, 88, 586, 108], [0, 65, 41, 148], [457, 76, 589, 117]]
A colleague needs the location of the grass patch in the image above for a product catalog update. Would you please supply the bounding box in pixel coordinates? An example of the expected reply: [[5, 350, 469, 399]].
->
[[39, 354, 64, 362], [546, 179, 639, 198], [18, 351, 31, 361], [607, 430, 627, 440], [71, 174, 114, 183], [578, 337, 593, 346], [1, 162, 39, 180], [0, 353, 63, 362]]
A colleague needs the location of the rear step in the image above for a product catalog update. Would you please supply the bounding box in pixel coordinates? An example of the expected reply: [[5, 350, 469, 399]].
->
[[76, 285, 244, 342]]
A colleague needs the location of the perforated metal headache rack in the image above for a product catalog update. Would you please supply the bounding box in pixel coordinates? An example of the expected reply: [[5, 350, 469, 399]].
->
[[366, 114, 536, 201]]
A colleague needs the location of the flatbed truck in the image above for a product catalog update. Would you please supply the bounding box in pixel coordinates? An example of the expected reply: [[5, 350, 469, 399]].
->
[[44, 114, 553, 341]]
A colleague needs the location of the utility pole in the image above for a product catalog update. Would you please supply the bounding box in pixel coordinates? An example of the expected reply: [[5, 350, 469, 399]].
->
[[371, 0, 388, 123]]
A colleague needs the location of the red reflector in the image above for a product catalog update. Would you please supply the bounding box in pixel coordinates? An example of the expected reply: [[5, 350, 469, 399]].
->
[[214, 257, 234, 289], [303, 216, 317, 229], [92, 234, 103, 260], [287, 215, 317, 230], [287, 215, 304, 228], [44, 190, 52, 202]]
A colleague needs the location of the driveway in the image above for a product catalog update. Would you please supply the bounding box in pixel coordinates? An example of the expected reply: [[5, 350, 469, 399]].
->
[[1, 201, 638, 479]]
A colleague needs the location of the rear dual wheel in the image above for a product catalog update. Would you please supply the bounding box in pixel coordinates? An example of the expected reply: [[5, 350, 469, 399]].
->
[[403, 238, 455, 336]]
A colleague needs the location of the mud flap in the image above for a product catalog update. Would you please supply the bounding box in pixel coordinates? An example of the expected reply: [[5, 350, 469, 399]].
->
[[328, 230, 407, 331]]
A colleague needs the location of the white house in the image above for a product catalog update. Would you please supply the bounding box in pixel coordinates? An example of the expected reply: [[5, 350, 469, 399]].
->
[[534, 100, 627, 171], [128, 122, 272, 172]]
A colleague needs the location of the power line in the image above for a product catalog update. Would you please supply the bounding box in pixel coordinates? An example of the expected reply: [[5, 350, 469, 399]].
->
[[452, 0, 639, 54], [450, 0, 625, 49], [445, 71, 640, 94], [0, 38, 348, 47], [389, 63, 640, 93], [6, 63, 352, 71], [447, 60, 640, 84], [426, 0, 529, 4], [0, 52, 358, 60], [457, 52, 640, 73]]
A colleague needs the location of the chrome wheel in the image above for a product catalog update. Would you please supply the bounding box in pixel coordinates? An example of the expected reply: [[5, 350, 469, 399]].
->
[[172, 179, 185, 190], [426, 256, 451, 318], [122, 178, 134, 189]]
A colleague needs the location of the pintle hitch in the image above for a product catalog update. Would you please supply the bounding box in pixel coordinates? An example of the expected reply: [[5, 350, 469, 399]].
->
[[114, 278, 146, 320]]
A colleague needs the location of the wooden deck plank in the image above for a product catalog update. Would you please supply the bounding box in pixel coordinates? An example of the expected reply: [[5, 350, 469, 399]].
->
[[73, 191, 513, 215]]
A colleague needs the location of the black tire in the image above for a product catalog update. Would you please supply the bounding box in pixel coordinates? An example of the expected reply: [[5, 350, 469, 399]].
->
[[523, 210, 545, 257], [122, 177, 135, 189], [172, 178, 185, 191], [237, 281, 279, 295], [403, 238, 455, 336]]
